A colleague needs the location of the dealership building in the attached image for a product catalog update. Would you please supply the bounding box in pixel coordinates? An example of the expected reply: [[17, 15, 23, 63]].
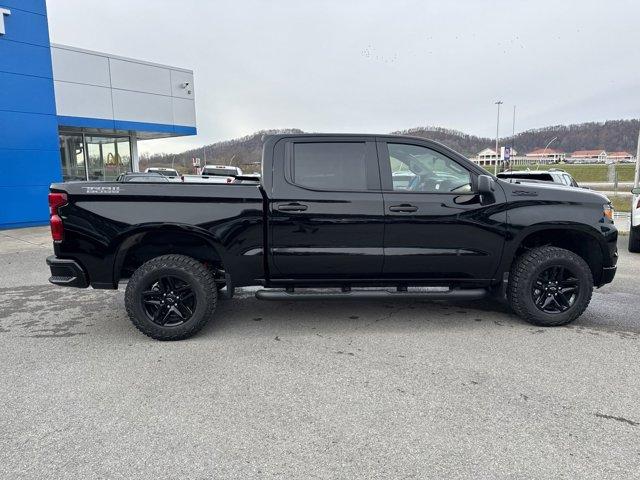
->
[[0, 0, 197, 228]]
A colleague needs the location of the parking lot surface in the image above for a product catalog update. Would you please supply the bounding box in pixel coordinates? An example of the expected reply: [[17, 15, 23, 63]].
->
[[1, 227, 639, 479]]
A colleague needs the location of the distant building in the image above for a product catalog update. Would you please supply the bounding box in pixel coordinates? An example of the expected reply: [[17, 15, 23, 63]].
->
[[570, 150, 607, 162], [607, 151, 634, 162], [525, 148, 566, 162], [476, 148, 498, 160], [474, 147, 517, 166]]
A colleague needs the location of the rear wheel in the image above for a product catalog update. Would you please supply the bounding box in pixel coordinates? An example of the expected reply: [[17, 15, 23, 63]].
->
[[629, 226, 640, 253], [507, 246, 593, 326], [125, 254, 217, 340]]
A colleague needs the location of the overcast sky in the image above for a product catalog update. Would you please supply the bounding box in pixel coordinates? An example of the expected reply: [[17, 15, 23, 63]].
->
[[47, 0, 640, 155]]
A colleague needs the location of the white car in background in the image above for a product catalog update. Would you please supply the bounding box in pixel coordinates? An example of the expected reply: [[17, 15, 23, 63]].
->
[[185, 165, 244, 184], [630, 186, 640, 252], [202, 165, 243, 178], [144, 167, 181, 182]]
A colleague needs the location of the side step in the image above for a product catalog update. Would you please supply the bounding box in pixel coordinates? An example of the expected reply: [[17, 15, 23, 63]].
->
[[255, 287, 488, 301]]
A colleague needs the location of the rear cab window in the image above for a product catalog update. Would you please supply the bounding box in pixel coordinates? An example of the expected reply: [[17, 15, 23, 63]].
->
[[290, 142, 379, 191]]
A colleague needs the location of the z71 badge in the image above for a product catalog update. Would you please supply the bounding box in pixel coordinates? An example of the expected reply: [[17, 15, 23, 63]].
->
[[83, 186, 121, 194]]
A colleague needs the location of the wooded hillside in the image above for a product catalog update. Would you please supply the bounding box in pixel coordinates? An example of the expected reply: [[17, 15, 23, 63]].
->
[[140, 119, 640, 172]]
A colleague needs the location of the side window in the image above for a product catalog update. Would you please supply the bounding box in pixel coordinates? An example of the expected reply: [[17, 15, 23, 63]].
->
[[387, 143, 472, 193], [563, 174, 575, 186], [292, 142, 368, 190]]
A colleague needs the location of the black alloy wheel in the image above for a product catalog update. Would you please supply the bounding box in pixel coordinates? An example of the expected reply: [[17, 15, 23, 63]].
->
[[125, 254, 217, 340], [507, 246, 593, 327], [531, 265, 580, 314], [142, 275, 197, 327]]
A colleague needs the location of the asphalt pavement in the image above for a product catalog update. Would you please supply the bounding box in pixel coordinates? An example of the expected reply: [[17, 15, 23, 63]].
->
[[1, 227, 639, 479]]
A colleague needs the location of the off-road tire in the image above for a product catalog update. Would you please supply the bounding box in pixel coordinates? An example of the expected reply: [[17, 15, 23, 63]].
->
[[125, 254, 217, 340], [507, 246, 593, 326], [629, 226, 640, 253]]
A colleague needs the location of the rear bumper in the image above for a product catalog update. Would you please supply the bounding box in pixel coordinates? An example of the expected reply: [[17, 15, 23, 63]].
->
[[47, 256, 89, 288]]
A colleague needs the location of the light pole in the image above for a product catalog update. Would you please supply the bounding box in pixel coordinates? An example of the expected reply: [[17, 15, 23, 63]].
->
[[494, 100, 503, 175], [511, 106, 516, 146], [542, 136, 558, 166], [634, 128, 640, 189]]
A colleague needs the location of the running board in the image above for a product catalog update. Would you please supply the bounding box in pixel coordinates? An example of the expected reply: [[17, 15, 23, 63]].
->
[[255, 287, 488, 301]]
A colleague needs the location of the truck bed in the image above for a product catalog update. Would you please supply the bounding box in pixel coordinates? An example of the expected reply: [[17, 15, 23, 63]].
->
[[50, 181, 266, 289]]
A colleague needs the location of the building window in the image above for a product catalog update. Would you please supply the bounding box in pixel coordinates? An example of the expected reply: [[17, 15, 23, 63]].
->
[[59, 132, 133, 182], [86, 136, 131, 181], [59, 135, 86, 181]]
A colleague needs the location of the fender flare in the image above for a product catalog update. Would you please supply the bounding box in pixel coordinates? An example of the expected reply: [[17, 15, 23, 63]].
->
[[497, 222, 611, 277]]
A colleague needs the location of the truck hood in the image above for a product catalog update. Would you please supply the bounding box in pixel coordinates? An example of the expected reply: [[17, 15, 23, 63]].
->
[[497, 178, 610, 203]]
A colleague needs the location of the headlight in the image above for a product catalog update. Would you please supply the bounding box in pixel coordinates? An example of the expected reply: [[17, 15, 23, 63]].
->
[[603, 203, 614, 222]]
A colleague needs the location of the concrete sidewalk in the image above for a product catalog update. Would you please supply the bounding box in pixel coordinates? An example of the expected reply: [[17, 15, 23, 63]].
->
[[0, 226, 52, 254]]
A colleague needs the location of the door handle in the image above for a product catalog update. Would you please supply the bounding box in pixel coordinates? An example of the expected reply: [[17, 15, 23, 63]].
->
[[277, 202, 308, 212], [389, 204, 418, 213]]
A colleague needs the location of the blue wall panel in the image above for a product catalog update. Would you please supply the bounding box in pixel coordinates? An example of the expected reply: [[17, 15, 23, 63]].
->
[[58, 116, 198, 136], [0, 0, 60, 228], [0, 7, 50, 47], [1, 0, 47, 15], [0, 184, 51, 226], [0, 111, 59, 150], [0, 71, 56, 114], [0, 40, 53, 78], [0, 150, 61, 186]]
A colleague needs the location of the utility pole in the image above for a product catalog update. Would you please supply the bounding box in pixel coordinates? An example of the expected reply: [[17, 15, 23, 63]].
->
[[494, 100, 503, 175], [203, 146, 207, 167]]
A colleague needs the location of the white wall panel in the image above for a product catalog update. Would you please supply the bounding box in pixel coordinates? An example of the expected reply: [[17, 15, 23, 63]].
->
[[172, 97, 196, 127], [51, 47, 110, 87], [112, 90, 173, 125], [109, 59, 171, 96], [54, 81, 113, 119], [52, 44, 196, 135], [170, 70, 195, 100]]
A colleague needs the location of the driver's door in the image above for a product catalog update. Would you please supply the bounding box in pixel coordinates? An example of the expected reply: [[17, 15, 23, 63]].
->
[[378, 139, 507, 282]]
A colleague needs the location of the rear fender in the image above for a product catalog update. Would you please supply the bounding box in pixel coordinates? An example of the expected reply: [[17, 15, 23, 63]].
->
[[112, 223, 228, 285]]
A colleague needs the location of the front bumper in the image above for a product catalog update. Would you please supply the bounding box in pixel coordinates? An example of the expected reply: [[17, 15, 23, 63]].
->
[[600, 265, 617, 285], [47, 256, 89, 288]]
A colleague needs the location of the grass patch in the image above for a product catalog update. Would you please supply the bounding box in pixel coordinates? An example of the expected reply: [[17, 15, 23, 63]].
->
[[610, 195, 633, 213], [506, 163, 637, 182]]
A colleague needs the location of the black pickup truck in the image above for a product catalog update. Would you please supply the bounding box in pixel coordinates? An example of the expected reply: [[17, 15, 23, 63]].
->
[[47, 134, 618, 340]]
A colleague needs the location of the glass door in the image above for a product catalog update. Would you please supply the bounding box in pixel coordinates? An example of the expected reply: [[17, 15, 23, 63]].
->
[[86, 135, 132, 181]]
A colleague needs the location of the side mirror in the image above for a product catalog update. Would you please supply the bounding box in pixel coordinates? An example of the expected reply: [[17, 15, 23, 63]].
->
[[632, 187, 640, 195], [477, 174, 495, 194]]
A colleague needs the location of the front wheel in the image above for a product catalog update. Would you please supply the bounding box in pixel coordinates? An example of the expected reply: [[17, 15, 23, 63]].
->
[[125, 254, 217, 340], [507, 246, 593, 327]]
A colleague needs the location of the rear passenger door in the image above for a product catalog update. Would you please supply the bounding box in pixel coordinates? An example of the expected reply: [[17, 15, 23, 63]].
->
[[268, 137, 385, 279]]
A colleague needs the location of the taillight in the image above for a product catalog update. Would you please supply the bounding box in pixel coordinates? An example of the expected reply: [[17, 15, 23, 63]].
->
[[48, 192, 67, 241], [226, 177, 233, 183]]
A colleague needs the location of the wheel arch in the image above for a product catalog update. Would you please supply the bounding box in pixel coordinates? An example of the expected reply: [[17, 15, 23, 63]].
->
[[112, 224, 228, 285], [502, 224, 608, 285]]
